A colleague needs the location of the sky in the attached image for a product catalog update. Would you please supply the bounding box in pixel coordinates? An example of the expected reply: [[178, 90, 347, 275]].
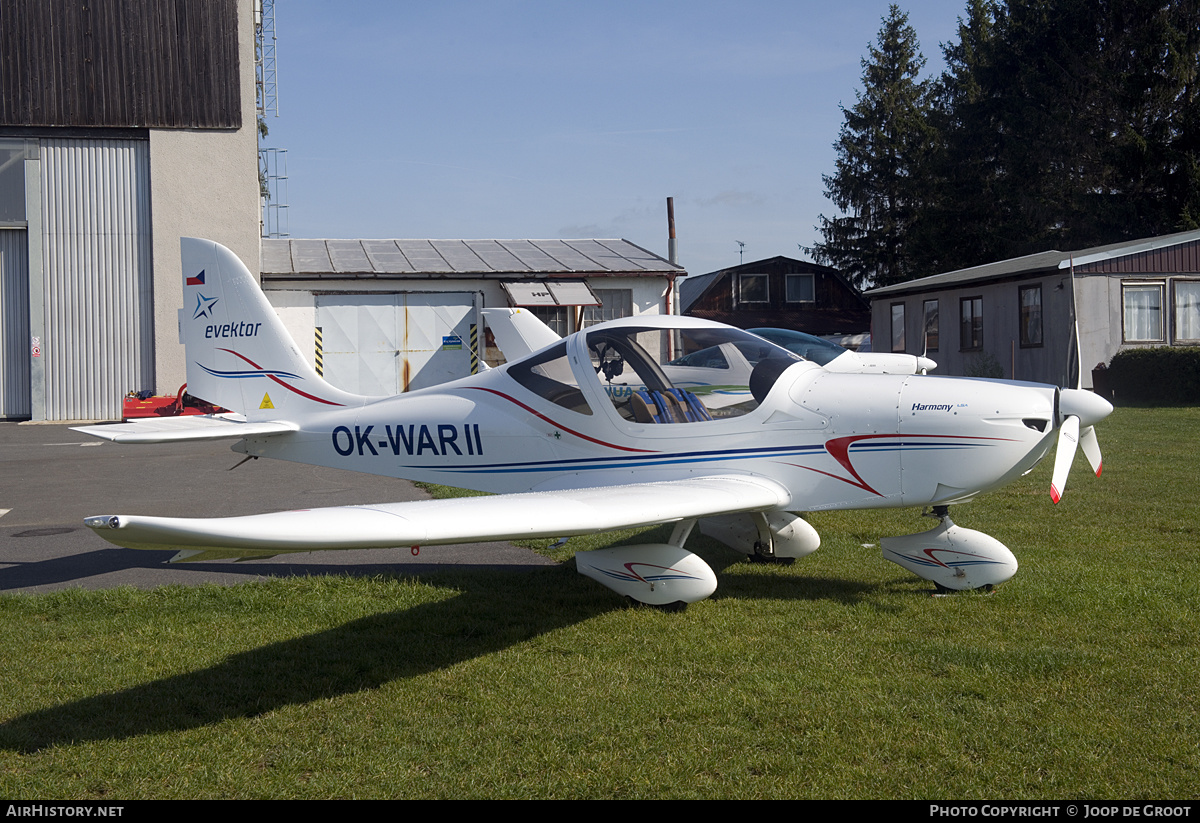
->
[[263, 0, 970, 278]]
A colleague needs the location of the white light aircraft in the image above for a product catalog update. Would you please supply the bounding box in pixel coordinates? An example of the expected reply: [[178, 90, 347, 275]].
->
[[76, 239, 1113, 608]]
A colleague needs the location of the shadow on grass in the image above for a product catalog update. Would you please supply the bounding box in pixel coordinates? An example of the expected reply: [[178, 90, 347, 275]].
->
[[0, 542, 884, 754], [0, 565, 601, 754]]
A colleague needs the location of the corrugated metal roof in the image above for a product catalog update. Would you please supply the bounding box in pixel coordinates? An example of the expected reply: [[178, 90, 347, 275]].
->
[[290, 239, 334, 273], [261, 238, 684, 278], [866, 228, 1200, 296], [260, 238, 295, 275], [678, 270, 723, 312]]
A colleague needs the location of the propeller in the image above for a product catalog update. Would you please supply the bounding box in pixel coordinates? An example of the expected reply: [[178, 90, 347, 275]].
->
[[1079, 425, 1102, 476], [1050, 414, 1078, 504], [918, 320, 937, 374], [1049, 388, 1112, 503]]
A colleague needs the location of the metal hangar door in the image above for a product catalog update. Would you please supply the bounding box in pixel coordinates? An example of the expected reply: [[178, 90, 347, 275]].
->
[[315, 292, 479, 395]]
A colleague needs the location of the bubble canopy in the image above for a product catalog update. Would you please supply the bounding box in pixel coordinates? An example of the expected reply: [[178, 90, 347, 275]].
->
[[504, 317, 804, 422]]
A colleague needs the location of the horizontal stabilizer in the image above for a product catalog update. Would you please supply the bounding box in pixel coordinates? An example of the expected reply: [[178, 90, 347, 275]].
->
[[73, 413, 298, 444], [85, 475, 790, 556]]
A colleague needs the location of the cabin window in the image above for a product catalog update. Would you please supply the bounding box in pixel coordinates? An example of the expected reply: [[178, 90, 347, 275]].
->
[[589, 326, 799, 423], [923, 300, 939, 352], [1019, 285, 1043, 347], [960, 296, 983, 351], [786, 274, 814, 303], [737, 274, 768, 304], [1123, 283, 1164, 343], [669, 346, 729, 369], [506, 342, 593, 415], [890, 303, 906, 352], [1173, 281, 1200, 343]]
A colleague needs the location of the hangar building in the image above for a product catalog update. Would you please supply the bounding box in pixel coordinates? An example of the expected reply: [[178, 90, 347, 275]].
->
[[261, 238, 682, 396], [0, 0, 261, 421], [0, 1, 680, 419]]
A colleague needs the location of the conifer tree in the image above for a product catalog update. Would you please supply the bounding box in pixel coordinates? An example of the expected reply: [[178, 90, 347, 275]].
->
[[812, 0, 1200, 285], [931, 0, 1200, 262], [811, 5, 935, 289], [916, 0, 1002, 274]]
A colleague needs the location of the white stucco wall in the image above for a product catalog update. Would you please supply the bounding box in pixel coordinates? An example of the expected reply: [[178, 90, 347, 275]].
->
[[148, 0, 260, 394], [264, 273, 670, 372]]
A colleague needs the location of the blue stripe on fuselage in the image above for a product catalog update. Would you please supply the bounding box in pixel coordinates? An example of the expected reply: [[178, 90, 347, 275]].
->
[[410, 438, 996, 476]]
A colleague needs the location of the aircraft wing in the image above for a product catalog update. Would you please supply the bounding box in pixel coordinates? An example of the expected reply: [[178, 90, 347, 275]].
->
[[72, 413, 298, 444], [85, 474, 791, 561]]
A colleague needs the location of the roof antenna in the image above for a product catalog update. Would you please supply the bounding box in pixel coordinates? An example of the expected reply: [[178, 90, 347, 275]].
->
[[736, 241, 745, 264]]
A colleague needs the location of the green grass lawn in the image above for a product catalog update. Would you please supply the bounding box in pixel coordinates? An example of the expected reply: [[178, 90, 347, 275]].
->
[[1, 407, 1197, 798]]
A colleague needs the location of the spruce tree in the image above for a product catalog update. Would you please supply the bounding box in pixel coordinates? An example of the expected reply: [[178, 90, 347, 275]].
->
[[811, 5, 935, 289], [942, 0, 1200, 259], [917, 0, 1003, 274]]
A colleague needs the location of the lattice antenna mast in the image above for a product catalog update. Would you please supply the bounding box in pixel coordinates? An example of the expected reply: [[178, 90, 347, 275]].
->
[[256, 0, 288, 237], [260, 148, 289, 238], [255, 0, 279, 118]]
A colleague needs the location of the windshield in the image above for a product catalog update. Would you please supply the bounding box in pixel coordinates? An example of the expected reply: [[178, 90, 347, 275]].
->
[[586, 325, 800, 421], [747, 328, 847, 367]]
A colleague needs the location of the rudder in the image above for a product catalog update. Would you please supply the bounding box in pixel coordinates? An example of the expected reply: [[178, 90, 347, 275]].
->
[[482, 307, 561, 361], [179, 238, 369, 419]]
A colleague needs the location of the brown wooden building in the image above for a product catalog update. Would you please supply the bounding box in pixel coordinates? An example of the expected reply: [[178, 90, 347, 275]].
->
[[679, 256, 870, 339]]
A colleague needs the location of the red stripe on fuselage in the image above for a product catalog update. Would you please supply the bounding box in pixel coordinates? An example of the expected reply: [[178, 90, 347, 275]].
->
[[465, 387, 656, 453], [797, 433, 1024, 497]]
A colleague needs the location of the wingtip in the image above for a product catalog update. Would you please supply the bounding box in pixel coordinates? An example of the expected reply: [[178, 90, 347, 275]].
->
[[84, 515, 121, 529]]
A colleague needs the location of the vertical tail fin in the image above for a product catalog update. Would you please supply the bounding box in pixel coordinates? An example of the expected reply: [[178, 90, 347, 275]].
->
[[482, 307, 562, 362], [180, 238, 368, 420]]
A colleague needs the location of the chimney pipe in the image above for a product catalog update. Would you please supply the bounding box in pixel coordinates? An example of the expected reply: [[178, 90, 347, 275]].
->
[[666, 197, 677, 266]]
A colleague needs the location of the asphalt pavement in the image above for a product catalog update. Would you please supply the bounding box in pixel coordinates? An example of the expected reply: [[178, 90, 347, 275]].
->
[[0, 420, 556, 594]]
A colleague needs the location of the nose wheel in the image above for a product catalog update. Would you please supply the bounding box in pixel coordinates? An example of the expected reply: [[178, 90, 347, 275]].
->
[[747, 543, 796, 565]]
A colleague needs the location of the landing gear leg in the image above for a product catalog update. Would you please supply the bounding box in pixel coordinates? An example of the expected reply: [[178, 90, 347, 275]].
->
[[744, 512, 795, 565]]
